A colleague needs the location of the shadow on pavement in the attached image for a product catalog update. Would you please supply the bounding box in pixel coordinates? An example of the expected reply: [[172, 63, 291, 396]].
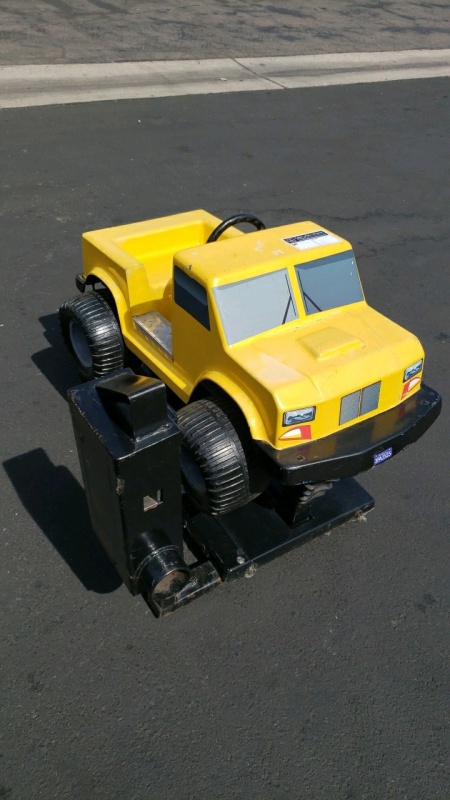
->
[[3, 448, 122, 593], [32, 312, 79, 400]]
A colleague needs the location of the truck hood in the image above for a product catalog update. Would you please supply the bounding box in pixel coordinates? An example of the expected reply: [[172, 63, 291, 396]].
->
[[228, 305, 423, 407]]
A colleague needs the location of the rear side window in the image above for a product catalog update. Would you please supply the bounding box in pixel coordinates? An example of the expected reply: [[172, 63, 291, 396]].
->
[[174, 266, 210, 330]]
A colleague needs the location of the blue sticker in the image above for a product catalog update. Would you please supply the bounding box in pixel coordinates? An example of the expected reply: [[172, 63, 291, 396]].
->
[[374, 447, 393, 466]]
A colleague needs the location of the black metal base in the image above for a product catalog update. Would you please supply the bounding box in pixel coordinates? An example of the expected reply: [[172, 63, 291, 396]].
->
[[144, 477, 374, 617]]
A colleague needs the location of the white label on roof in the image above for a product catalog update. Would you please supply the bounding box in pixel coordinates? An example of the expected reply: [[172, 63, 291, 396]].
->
[[283, 230, 341, 250]]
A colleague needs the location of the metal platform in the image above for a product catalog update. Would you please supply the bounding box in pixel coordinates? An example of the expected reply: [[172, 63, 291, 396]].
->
[[146, 477, 374, 616]]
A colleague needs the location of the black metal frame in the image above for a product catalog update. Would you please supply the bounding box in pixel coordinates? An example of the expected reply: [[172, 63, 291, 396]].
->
[[68, 369, 377, 618]]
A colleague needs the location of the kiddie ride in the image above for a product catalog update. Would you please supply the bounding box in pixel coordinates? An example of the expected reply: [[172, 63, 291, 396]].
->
[[61, 211, 441, 616]]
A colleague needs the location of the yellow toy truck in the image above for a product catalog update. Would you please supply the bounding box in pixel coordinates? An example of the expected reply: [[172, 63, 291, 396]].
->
[[59, 210, 441, 515]]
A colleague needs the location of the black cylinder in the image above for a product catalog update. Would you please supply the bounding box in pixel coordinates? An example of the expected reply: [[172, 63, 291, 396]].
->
[[133, 530, 189, 599]]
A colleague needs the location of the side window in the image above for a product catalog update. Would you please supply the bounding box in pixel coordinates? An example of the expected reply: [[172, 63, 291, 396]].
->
[[174, 266, 210, 330]]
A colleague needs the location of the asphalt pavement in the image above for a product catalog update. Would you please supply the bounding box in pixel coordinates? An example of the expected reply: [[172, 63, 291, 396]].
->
[[1, 77, 449, 799]]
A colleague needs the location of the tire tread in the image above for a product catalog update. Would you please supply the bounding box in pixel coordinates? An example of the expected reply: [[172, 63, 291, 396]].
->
[[177, 396, 252, 514], [59, 292, 124, 379]]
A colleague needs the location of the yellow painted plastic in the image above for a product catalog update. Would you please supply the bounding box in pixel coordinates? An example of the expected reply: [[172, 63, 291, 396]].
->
[[81, 210, 425, 449]]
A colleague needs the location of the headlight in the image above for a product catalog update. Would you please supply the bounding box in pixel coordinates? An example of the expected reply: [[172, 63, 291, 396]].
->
[[283, 407, 316, 426], [403, 359, 423, 382]]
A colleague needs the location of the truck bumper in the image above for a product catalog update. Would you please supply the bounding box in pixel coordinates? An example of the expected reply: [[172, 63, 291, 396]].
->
[[256, 384, 442, 486]]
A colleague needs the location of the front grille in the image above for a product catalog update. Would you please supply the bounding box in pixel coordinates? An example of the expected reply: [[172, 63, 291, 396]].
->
[[340, 381, 381, 425], [340, 390, 361, 425], [361, 382, 381, 415]]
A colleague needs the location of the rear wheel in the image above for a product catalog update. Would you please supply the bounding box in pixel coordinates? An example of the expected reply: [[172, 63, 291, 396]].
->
[[59, 292, 124, 380], [176, 395, 269, 515]]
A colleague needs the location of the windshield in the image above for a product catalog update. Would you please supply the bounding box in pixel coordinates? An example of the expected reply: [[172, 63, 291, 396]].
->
[[214, 269, 298, 345], [295, 251, 363, 315]]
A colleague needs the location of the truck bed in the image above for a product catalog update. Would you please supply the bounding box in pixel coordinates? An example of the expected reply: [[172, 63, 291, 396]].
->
[[81, 209, 242, 318]]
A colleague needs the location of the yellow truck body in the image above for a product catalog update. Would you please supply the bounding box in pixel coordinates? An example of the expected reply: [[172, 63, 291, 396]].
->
[[80, 209, 424, 450]]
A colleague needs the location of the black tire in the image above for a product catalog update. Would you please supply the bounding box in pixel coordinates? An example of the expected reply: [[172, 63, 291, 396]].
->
[[59, 292, 124, 380], [176, 395, 269, 515]]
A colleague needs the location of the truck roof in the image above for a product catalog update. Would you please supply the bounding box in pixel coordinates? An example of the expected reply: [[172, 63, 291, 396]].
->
[[176, 220, 352, 287]]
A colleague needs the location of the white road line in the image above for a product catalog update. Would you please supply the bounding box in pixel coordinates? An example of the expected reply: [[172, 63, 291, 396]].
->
[[1, 50, 449, 109]]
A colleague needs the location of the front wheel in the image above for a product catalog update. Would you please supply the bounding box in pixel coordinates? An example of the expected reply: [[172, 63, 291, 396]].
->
[[176, 395, 269, 515], [59, 292, 125, 380]]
